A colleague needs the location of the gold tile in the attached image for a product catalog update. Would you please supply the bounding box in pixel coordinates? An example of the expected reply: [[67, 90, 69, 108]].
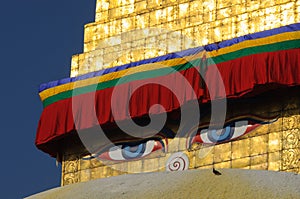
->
[[149, 10, 159, 26], [246, 0, 260, 11], [71, 55, 79, 69], [203, 10, 216, 22], [104, 166, 114, 178], [232, 139, 250, 159], [120, 41, 131, 50], [70, 69, 79, 78], [217, 0, 232, 9], [182, 36, 198, 50], [189, 14, 204, 26], [217, 7, 231, 19], [84, 26, 93, 43], [236, 20, 249, 36], [127, 160, 143, 173], [213, 142, 231, 163], [281, 2, 295, 10], [109, 0, 120, 9], [166, 6, 175, 22], [111, 168, 121, 177], [111, 162, 128, 174], [194, 24, 210, 45], [142, 158, 159, 173], [250, 134, 268, 156], [179, 3, 189, 19], [147, 0, 161, 8], [109, 8, 120, 19], [182, 27, 194, 39], [96, 0, 109, 12], [265, 6, 278, 15], [282, 129, 299, 150], [282, 149, 300, 170], [91, 166, 104, 180], [131, 39, 145, 48], [84, 42, 92, 53], [158, 156, 168, 172], [122, 17, 134, 32], [268, 132, 282, 152], [260, 0, 276, 8], [222, 17, 232, 27], [195, 146, 214, 167], [202, 0, 216, 11], [231, 4, 246, 15], [79, 169, 91, 182], [280, 10, 295, 26], [250, 154, 268, 170], [64, 159, 79, 174], [79, 159, 91, 170], [122, 4, 135, 16], [283, 116, 298, 130], [268, 152, 281, 171], [189, 1, 202, 15], [212, 26, 222, 41], [100, 10, 109, 22], [135, 1, 147, 13], [296, 8, 300, 22], [131, 50, 145, 62], [168, 30, 182, 46], [95, 13, 102, 22], [63, 172, 79, 186], [232, 157, 250, 169]]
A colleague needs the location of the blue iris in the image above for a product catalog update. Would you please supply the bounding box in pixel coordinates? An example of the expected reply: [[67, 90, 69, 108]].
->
[[122, 143, 146, 159], [207, 126, 233, 143]]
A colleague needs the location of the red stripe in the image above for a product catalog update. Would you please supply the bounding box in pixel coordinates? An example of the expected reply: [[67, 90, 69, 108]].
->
[[203, 48, 300, 101]]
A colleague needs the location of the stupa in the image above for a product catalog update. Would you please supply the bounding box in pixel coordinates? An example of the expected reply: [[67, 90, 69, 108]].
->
[[30, 0, 300, 198]]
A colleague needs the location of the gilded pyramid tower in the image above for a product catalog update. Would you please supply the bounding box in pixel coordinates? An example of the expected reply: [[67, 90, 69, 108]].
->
[[35, 0, 300, 187]]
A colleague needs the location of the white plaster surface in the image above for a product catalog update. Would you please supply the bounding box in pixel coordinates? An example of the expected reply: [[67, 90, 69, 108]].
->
[[26, 169, 300, 199]]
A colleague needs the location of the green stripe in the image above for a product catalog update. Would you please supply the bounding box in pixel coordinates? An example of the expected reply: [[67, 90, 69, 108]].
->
[[43, 39, 300, 107], [210, 39, 300, 65]]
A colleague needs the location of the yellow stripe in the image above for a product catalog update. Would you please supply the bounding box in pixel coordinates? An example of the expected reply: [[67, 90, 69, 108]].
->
[[39, 52, 204, 101], [40, 31, 300, 101]]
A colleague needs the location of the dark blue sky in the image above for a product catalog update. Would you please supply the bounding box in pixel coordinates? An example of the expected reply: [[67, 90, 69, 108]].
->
[[0, 1, 96, 198]]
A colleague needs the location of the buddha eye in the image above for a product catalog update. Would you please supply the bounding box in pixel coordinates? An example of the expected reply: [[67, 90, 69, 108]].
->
[[96, 139, 166, 161], [82, 127, 174, 161], [199, 121, 249, 144], [188, 119, 265, 147]]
